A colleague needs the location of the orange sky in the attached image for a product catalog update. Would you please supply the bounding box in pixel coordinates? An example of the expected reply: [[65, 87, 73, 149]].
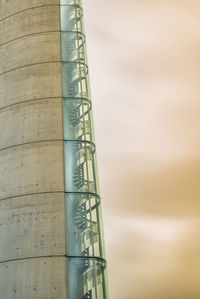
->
[[84, 1, 200, 298]]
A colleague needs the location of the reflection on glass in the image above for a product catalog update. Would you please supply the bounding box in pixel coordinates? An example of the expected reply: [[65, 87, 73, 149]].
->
[[63, 98, 94, 142], [66, 193, 105, 258], [68, 258, 108, 299], [62, 62, 89, 99], [61, 1, 109, 298], [60, 0, 82, 6], [64, 141, 99, 195], [61, 5, 83, 32], [61, 31, 86, 63]]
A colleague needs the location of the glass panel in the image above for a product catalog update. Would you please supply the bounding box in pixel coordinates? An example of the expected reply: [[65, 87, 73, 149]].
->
[[61, 31, 86, 63], [60, 0, 82, 6], [63, 98, 94, 142], [68, 258, 109, 299], [62, 62, 89, 99], [66, 193, 105, 258], [61, 5, 83, 32], [64, 141, 99, 195]]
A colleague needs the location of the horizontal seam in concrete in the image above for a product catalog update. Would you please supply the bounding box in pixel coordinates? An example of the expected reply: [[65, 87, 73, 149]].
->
[[0, 139, 64, 152], [0, 3, 82, 23], [0, 4, 61, 23], [0, 96, 92, 111], [0, 139, 96, 152], [0, 255, 107, 265], [0, 255, 67, 265], [0, 29, 85, 48], [0, 191, 65, 203], [0, 97, 62, 111], [0, 30, 60, 48], [0, 60, 62, 76], [0, 191, 101, 203]]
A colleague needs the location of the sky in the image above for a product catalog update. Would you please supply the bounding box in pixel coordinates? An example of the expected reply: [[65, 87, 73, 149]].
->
[[83, 1, 200, 298]]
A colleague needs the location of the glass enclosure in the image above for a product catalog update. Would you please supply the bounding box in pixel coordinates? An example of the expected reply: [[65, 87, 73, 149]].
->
[[68, 258, 108, 299], [64, 141, 99, 195], [66, 193, 105, 259], [63, 98, 94, 142], [60, 1, 109, 298]]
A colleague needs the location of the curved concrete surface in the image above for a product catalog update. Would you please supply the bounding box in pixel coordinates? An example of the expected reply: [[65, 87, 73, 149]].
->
[[0, 6, 60, 46], [0, 32, 61, 74], [0, 1, 67, 297], [0, 257, 67, 299], [0, 98, 63, 149], [0, 62, 62, 108], [0, 0, 60, 21], [0, 193, 66, 262], [0, 141, 65, 200]]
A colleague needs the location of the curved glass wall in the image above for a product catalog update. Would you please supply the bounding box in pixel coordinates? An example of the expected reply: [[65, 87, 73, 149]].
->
[[62, 62, 89, 98], [61, 4, 84, 32], [68, 258, 108, 299], [60, 1, 109, 298], [63, 98, 94, 142], [61, 31, 86, 62], [64, 141, 99, 195], [66, 193, 105, 258]]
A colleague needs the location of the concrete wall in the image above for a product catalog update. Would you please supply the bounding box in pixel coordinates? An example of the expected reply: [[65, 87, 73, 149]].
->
[[0, 141, 64, 200], [0, 0, 60, 20], [0, 1, 67, 297], [0, 257, 67, 299], [0, 98, 63, 149], [0, 63, 62, 108], [0, 32, 61, 74], [0, 6, 60, 45], [0, 193, 66, 262]]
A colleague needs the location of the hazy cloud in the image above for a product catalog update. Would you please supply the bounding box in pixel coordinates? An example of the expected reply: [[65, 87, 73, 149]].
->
[[84, 0, 200, 298]]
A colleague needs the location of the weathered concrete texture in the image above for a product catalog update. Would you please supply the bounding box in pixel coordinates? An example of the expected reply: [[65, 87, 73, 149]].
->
[[0, 141, 65, 200], [0, 62, 62, 108], [0, 257, 67, 299], [0, 0, 60, 21], [0, 193, 66, 262], [0, 6, 60, 46], [0, 32, 61, 74], [0, 1, 67, 297], [0, 98, 63, 149]]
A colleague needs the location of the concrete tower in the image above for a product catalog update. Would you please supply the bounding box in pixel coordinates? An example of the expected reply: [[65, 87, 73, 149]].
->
[[0, 0, 108, 298]]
